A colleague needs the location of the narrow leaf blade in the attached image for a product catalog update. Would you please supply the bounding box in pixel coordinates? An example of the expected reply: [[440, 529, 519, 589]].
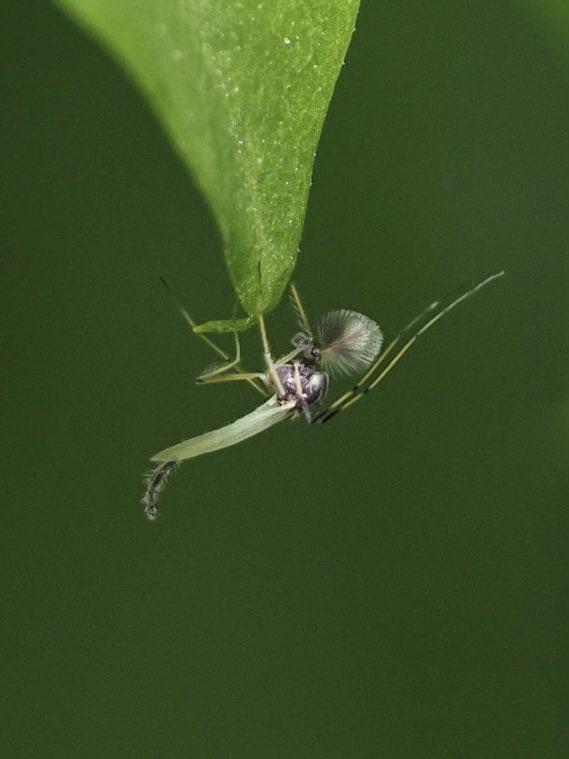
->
[[151, 396, 294, 462]]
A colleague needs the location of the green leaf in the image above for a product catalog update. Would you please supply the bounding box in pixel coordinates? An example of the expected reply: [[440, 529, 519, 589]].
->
[[55, 0, 361, 328]]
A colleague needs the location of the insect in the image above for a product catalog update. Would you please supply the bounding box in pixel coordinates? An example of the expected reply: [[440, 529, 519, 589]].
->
[[142, 271, 504, 519]]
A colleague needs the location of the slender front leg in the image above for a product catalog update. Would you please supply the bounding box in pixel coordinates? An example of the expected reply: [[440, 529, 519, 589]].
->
[[160, 277, 267, 396], [197, 331, 242, 380], [196, 331, 268, 396], [258, 312, 286, 397], [289, 282, 312, 334], [196, 371, 267, 386]]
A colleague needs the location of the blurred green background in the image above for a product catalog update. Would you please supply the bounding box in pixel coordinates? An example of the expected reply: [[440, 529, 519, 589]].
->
[[3, 2, 569, 756]]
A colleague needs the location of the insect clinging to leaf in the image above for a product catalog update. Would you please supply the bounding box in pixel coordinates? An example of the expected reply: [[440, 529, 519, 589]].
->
[[142, 272, 504, 520]]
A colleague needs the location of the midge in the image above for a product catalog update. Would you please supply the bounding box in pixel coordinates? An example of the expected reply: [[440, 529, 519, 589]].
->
[[143, 271, 504, 519]]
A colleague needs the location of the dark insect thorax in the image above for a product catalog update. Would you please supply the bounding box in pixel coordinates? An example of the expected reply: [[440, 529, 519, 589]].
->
[[274, 361, 328, 411]]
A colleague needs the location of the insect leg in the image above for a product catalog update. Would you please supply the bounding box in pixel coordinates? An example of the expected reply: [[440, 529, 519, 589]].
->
[[196, 370, 267, 386], [160, 277, 267, 396], [289, 282, 312, 334], [196, 331, 268, 397], [313, 271, 504, 423], [258, 312, 286, 396], [142, 459, 179, 520], [160, 276, 232, 360]]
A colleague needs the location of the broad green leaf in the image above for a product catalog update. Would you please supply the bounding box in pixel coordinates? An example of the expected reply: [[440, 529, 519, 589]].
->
[[55, 0, 361, 328]]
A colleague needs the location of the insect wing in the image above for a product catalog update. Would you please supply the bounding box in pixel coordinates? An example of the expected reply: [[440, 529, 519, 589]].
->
[[317, 309, 383, 377]]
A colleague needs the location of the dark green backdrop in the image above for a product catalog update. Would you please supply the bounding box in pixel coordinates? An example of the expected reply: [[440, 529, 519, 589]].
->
[[3, 2, 569, 756]]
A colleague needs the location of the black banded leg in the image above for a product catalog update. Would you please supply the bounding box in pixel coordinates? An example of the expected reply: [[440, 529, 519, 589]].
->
[[313, 272, 504, 423]]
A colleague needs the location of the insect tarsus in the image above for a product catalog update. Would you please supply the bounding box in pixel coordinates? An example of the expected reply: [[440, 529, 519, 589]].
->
[[142, 460, 179, 520]]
